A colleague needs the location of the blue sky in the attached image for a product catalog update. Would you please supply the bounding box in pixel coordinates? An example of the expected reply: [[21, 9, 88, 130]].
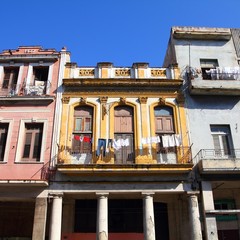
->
[[1, 0, 240, 67]]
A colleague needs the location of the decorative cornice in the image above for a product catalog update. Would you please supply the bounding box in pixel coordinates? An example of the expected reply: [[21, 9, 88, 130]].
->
[[63, 78, 182, 86]]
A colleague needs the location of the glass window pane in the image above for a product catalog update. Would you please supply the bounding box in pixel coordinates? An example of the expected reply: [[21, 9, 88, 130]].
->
[[33, 132, 42, 160], [0, 124, 8, 161], [84, 118, 91, 131], [75, 118, 83, 131], [23, 133, 32, 158], [154, 107, 173, 116]]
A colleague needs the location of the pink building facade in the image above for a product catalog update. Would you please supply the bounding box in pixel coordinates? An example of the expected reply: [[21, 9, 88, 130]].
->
[[0, 46, 68, 239]]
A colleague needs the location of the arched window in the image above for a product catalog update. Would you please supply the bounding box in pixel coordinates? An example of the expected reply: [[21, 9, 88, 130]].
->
[[72, 106, 93, 154], [154, 106, 177, 163], [154, 106, 174, 134], [114, 106, 134, 164]]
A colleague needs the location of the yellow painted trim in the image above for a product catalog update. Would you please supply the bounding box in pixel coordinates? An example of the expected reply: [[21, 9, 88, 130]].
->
[[149, 101, 179, 137], [109, 99, 138, 158]]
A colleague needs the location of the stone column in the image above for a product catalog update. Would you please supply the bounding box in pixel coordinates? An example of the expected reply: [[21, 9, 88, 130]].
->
[[202, 181, 218, 240], [142, 193, 155, 240], [32, 197, 48, 240], [188, 192, 202, 240], [49, 193, 63, 240], [96, 193, 109, 240]]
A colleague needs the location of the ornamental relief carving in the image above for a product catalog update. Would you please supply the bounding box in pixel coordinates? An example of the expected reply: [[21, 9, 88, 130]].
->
[[79, 97, 87, 104], [151, 69, 166, 77], [120, 97, 127, 104], [138, 97, 148, 104], [62, 97, 70, 104], [79, 69, 95, 76], [115, 68, 131, 76], [158, 97, 166, 105], [99, 96, 108, 104]]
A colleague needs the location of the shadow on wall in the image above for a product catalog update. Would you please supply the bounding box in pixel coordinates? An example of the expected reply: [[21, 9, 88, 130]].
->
[[186, 95, 240, 110]]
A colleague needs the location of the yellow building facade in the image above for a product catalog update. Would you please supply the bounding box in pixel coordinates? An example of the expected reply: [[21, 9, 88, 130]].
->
[[59, 62, 190, 168], [52, 62, 200, 240]]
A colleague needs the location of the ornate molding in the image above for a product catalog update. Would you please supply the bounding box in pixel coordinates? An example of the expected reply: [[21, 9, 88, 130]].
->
[[100, 97, 109, 117], [158, 97, 166, 105], [80, 97, 87, 104], [120, 97, 127, 104], [115, 68, 130, 77], [99, 96, 108, 104], [79, 69, 95, 76], [151, 69, 166, 77], [62, 97, 70, 104], [138, 97, 148, 104]]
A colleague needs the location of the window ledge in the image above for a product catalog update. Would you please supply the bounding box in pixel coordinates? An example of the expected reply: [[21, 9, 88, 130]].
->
[[15, 161, 44, 164], [0, 95, 55, 105], [0, 180, 49, 186]]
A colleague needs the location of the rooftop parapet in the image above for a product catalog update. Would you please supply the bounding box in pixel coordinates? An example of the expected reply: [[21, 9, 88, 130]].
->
[[64, 62, 181, 80], [172, 26, 231, 40]]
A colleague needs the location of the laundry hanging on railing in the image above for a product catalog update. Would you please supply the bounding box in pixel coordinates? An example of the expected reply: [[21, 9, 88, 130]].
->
[[96, 138, 112, 157], [206, 67, 240, 80], [141, 136, 161, 144], [112, 138, 130, 150], [73, 135, 92, 143], [162, 134, 182, 147]]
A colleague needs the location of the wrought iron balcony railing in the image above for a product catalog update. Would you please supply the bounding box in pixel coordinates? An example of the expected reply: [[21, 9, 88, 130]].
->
[[193, 149, 240, 162], [58, 146, 192, 165], [0, 82, 51, 97]]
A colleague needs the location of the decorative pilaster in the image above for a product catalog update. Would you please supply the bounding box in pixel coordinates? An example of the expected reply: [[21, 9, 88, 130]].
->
[[96, 193, 109, 240], [139, 97, 150, 158], [142, 193, 156, 240]]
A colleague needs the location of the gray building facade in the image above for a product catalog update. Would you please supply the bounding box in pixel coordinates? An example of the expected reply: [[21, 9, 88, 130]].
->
[[164, 26, 240, 240]]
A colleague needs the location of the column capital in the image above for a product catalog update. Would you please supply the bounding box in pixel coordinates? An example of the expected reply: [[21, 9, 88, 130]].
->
[[62, 97, 70, 104], [138, 97, 148, 104], [48, 192, 64, 199], [96, 192, 109, 198], [187, 191, 200, 196], [142, 192, 155, 197]]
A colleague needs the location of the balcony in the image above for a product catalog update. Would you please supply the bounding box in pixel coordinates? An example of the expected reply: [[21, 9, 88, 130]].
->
[[194, 149, 240, 174], [189, 67, 240, 95], [56, 146, 193, 175], [0, 83, 54, 105]]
